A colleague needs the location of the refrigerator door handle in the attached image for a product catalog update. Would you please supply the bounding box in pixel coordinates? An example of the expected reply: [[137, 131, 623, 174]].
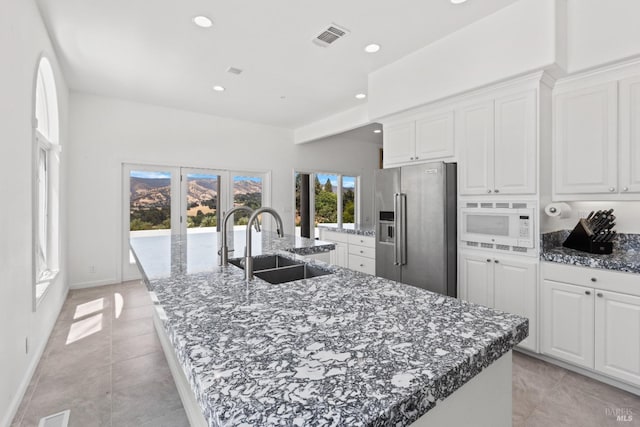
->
[[400, 193, 407, 266], [394, 193, 400, 265]]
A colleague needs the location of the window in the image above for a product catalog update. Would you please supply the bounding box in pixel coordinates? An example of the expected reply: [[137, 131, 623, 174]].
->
[[33, 57, 60, 304], [294, 171, 359, 238]]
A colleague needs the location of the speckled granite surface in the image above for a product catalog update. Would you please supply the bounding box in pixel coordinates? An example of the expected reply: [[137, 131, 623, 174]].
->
[[541, 230, 640, 274], [130, 234, 527, 427], [319, 224, 376, 237]]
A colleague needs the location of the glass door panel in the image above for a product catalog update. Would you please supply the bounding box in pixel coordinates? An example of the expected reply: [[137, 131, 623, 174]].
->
[[314, 173, 338, 237], [342, 176, 357, 226], [123, 166, 180, 280], [182, 168, 226, 274]]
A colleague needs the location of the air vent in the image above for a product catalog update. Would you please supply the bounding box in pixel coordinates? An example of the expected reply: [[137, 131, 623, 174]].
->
[[313, 23, 350, 47], [496, 244, 510, 251], [481, 243, 494, 249], [496, 203, 509, 209], [512, 202, 527, 209], [466, 203, 478, 208], [512, 246, 528, 253], [39, 410, 70, 427], [226, 66, 243, 75], [466, 241, 479, 247], [480, 203, 494, 209]]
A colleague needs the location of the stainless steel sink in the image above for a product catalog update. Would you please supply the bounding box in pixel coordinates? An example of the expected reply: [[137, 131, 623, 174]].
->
[[254, 264, 332, 284], [229, 255, 302, 271], [228, 254, 333, 284]]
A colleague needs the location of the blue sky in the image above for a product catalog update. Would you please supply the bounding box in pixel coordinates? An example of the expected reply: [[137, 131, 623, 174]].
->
[[131, 170, 170, 179], [130, 171, 261, 182], [317, 174, 356, 189]]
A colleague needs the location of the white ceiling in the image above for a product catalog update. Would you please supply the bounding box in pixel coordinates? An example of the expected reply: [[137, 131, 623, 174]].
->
[[36, 0, 518, 129]]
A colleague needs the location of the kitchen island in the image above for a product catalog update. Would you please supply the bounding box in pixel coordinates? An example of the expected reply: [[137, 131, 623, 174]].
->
[[130, 232, 528, 427]]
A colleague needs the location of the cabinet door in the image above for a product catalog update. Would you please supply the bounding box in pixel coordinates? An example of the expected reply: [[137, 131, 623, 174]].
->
[[620, 75, 640, 194], [457, 102, 494, 195], [459, 252, 493, 307], [383, 122, 415, 167], [414, 110, 455, 161], [541, 280, 594, 369], [493, 257, 538, 352], [595, 291, 640, 386], [494, 91, 537, 195], [554, 82, 618, 195], [330, 242, 348, 268]]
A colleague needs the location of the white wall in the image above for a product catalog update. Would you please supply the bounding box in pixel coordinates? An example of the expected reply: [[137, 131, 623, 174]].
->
[[566, 0, 640, 73], [0, 1, 69, 425], [368, 0, 563, 120], [67, 93, 380, 288], [541, 201, 640, 234]]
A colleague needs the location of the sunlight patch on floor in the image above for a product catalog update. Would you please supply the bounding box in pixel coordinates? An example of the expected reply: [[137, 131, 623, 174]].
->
[[66, 313, 103, 345], [73, 298, 104, 320]]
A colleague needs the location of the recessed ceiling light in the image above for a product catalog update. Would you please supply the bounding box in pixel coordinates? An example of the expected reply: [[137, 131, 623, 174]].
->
[[450, 0, 468, 4], [355, 93, 367, 100], [193, 16, 213, 28], [364, 44, 381, 53], [212, 85, 225, 92], [374, 129, 382, 134]]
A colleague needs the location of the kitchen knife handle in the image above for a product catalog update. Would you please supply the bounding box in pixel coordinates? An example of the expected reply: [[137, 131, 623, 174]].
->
[[400, 193, 408, 266]]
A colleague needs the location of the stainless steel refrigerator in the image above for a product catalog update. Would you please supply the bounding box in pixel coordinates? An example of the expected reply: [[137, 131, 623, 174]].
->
[[375, 162, 457, 297]]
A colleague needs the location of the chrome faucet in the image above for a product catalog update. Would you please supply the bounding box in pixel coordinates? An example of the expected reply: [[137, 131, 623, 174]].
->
[[219, 206, 258, 266], [245, 207, 285, 280]]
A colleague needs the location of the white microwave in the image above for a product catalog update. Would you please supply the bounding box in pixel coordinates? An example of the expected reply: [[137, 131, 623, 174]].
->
[[460, 205, 535, 248]]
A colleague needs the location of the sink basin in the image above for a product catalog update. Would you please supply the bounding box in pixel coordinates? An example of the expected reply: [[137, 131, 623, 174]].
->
[[228, 254, 333, 284], [229, 254, 302, 271], [254, 264, 332, 284]]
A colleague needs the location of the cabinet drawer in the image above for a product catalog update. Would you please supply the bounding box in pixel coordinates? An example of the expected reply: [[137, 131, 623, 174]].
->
[[348, 244, 375, 259], [543, 262, 640, 296], [321, 230, 349, 243], [347, 234, 375, 248], [348, 254, 375, 275]]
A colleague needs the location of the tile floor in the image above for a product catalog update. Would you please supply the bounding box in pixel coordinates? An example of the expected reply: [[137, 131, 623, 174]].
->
[[10, 281, 640, 427]]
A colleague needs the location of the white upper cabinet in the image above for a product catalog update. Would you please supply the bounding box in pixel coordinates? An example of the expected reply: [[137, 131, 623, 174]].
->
[[458, 90, 537, 196], [457, 102, 494, 195], [383, 122, 415, 167], [414, 111, 455, 160], [494, 91, 537, 195], [554, 82, 618, 196], [383, 108, 454, 168], [620, 75, 640, 194]]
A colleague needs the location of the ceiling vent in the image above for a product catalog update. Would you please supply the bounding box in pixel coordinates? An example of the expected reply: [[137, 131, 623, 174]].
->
[[226, 66, 243, 75], [313, 23, 350, 47]]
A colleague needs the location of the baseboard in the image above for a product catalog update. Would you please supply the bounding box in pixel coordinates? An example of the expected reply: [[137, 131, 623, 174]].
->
[[515, 349, 640, 396], [2, 286, 69, 427], [69, 277, 120, 289]]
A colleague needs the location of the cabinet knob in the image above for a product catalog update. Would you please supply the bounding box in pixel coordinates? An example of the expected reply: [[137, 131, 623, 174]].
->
[[415, 156, 419, 160], [585, 290, 591, 295], [623, 187, 629, 192], [591, 277, 597, 282], [487, 189, 492, 194], [494, 189, 500, 193], [486, 259, 491, 263], [410, 157, 415, 160], [609, 187, 616, 192], [360, 264, 364, 267], [597, 292, 603, 298], [360, 250, 364, 254], [494, 259, 499, 263]]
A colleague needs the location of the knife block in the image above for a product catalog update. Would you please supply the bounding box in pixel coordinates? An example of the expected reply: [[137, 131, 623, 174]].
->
[[563, 219, 613, 254]]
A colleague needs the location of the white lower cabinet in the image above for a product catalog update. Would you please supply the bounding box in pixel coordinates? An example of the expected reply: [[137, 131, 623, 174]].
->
[[541, 262, 640, 387], [319, 230, 375, 274], [595, 291, 640, 386], [541, 280, 594, 369], [459, 251, 538, 352]]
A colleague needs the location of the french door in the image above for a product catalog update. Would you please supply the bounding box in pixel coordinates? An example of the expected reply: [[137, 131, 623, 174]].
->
[[122, 164, 268, 281]]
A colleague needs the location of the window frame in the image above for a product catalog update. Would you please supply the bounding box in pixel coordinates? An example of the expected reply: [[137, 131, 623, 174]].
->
[[32, 56, 61, 309]]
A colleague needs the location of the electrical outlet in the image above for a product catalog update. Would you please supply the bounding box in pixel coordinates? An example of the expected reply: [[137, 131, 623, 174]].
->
[[89, 265, 96, 274]]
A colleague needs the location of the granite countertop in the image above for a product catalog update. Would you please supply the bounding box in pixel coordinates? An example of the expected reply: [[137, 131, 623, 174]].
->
[[541, 230, 640, 274], [130, 234, 527, 427], [319, 224, 376, 237]]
